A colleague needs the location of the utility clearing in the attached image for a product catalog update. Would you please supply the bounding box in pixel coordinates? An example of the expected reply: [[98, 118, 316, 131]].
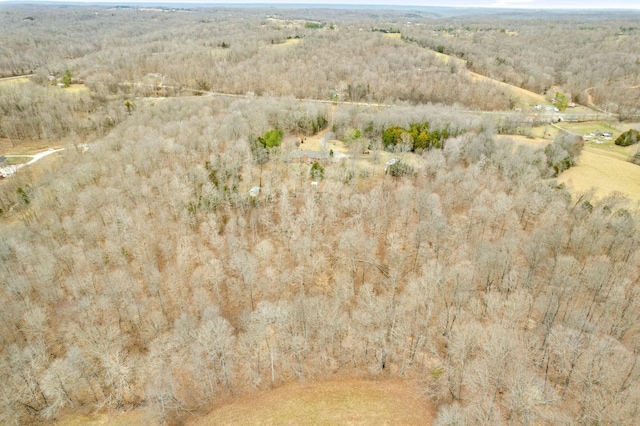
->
[[425, 47, 548, 107]]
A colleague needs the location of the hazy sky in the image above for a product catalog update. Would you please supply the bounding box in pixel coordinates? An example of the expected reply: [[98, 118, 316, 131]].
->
[[1, 0, 640, 8]]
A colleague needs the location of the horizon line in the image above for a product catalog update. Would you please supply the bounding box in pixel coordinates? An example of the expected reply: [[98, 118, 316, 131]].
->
[[1, 1, 640, 10]]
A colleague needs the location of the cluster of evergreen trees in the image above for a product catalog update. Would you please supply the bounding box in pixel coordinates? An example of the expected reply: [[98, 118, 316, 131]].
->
[[382, 122, 455, 151]]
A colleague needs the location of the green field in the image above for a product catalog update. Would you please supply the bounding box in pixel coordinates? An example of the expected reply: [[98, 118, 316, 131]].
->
[[556, 121, 618, 135]]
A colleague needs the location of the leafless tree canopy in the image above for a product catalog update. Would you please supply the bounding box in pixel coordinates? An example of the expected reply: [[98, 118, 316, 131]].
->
[[1, 4, 640, 425]]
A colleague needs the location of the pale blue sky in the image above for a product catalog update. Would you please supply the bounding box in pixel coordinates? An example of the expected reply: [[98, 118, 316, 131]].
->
[[1, 0, 639, 8]]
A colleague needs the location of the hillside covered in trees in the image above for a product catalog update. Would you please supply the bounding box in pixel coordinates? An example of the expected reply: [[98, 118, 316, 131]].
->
[[1, 4, 640, 426]]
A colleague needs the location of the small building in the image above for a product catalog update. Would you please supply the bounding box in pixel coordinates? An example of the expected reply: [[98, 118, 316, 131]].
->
[[289, 150, 329, 164]]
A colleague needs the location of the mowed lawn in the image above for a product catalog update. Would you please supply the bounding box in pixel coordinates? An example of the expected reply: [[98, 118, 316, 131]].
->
[[559, 148, 640, 203], [190, 378, 433, 426]]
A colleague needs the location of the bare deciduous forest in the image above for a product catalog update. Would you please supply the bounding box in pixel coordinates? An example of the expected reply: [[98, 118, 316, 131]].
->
[[1, 4, 640, 425]]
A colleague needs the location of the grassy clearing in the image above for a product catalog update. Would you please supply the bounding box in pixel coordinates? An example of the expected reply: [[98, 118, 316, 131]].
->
[[432, 50, 465, 66], [190, 378, 433, 426], [57, 410, 150, 426], [0, 76, 31, 86], [529, 124, 559, 140], [559, 149, 640, 203], [211, 48, 231, 57], [555, 121, 634, 161], [583, 142, 634, 161], [56, 379, 433, 426], [383, 33, 402, 38], [0, 139, 61, 156], [556, 121, 619, 135], [268, 38, 301, 49], [64, 84, 91, 95], [3, 156, 31, 165], [469, 71, 547, 107], [496, 134, 548, 147]]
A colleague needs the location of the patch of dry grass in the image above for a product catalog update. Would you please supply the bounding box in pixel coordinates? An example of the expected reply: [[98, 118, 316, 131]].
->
[[0, 138, 61, 156], [559, 149, 640, 203], [529, 124, 559, 140], [429, 50, 465, 66], [470, 72, 547, 107], [265, 38, 302, 50], [64, 83, 91, 95], [57, 410, 150, 426], [583, 142, 634, 161], [496, 134, 548, 147], [56, 378, 433, 426], [190, 378, 433, 426], [556, 121, 619, 136], [0, 76, 31, 86]]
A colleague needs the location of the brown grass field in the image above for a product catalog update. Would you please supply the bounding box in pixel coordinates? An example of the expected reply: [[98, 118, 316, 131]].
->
[[496, 134, 549, 147], [190, 378, 433, 426], [0, 76, 31, 86], [0, 138, 62, 156], [559, 149, 640, 203], [57, 378, 434, 426], [470, 72, 548, 107], [64, 83, 91, 94]]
